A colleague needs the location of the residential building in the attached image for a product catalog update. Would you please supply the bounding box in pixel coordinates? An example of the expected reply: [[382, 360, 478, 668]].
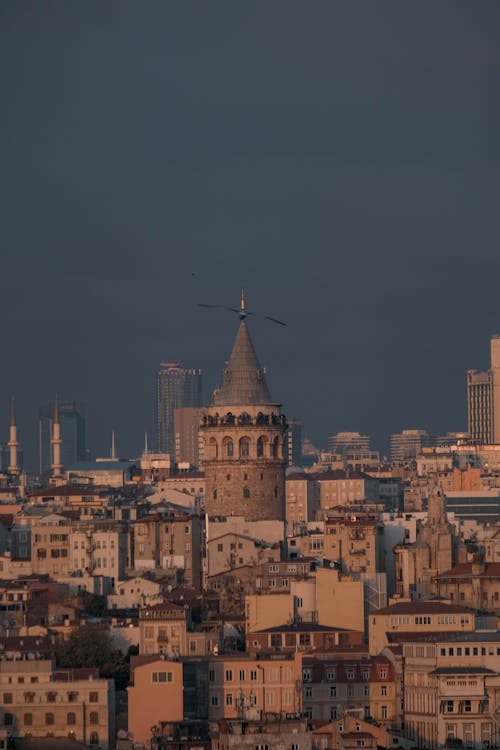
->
[[0, 659, 115, 749], [402, 631, 500, 748], [314, 471, 379, 512], [368, 600, 476, 656]]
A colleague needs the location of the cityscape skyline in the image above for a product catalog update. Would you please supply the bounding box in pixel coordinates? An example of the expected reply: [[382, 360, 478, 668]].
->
[[2, 2, 499, 469]]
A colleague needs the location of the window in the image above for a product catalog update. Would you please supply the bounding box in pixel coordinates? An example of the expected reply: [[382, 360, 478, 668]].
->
[[211, 696, 219, 706], [381, 685, 387, 696], [243, 488, 250, 499], [347, 686, 355, 698], [3, 693, 12, 704], [381, 705, 388, 719], [89, 691, 99, 702], [330, 706, 338, 720], [209, 670, 215, 682], [68, 692, 78, 703], [24, 713, 33, 726], [327, 669, 336, 681], [226, 694, 233, 706], [152, 672, 173, 683], [46, 713, 55, 725], [240, 438, 250, 457], [239, 670, 245, 681], [4, 714, 12, 727], [251, 670, 257, 681], [24, 692, 35, 704], [226, 441, 234, 457], [225, 670, 233, 681], [217, 544, 223, 552], [67, 712, 76, 725], [330, 686, 337, 697], [305, 687, 313, 698], [89, 712, 99, 725], [47, 692, 57, 703]]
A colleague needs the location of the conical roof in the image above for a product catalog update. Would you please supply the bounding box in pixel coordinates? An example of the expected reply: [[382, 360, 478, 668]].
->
[[212, 319, 272, 406]]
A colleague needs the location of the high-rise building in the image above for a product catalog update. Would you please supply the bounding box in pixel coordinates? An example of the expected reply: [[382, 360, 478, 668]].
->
[[390, 429, 432, 462], [173, 406, 205, 467], [201, 314, 287, 522], [467, 335, 500, 444], [328, 431, 371, 456], [38, 400, 87, 475], [285, 418, 302, 467], [156, 363, 203, 456]]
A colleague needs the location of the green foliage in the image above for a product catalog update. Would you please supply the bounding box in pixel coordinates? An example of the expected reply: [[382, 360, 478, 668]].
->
[[78, 591, 108, 617], [56, 625, 130, 689]]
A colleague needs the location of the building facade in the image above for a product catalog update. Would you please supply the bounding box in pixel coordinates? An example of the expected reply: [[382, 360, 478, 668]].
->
[[156, 362, 203, 456]]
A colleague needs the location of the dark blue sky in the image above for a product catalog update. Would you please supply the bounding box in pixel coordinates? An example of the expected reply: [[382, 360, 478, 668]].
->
[[1, 1, 499, 467]]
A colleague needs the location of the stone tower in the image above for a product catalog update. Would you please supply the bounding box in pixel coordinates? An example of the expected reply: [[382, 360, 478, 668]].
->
[[202, 312, 287, 522]]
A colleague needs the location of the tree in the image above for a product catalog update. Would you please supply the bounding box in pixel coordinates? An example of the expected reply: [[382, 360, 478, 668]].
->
[[56, 624, 130, 689]]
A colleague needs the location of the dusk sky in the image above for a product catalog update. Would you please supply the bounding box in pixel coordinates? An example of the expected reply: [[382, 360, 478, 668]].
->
[[1, 1, 499, 468]]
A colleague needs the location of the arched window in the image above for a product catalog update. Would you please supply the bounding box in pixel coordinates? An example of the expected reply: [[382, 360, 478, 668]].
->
[[240, 438, 250, 458], [67, 712, 76, 726], [45, 713, 54, 726], [243, 488, 250, 499], [209, 437, 218, 459], [89, 712, 99, 725], [213, 489, 217, 500], [257, 436, 267, 457], [272, 436, 280, 458], [225, 440, 234, 457], [226, 474, 231, 481]]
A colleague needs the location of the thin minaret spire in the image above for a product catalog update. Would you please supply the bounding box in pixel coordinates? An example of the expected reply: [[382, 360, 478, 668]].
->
[[144, 431, 149, 455], [111, 431, 116, 460], [51, 396, 62, 477], [7, 398, 20, 476]]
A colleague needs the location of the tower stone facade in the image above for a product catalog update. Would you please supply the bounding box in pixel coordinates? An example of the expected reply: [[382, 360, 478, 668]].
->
[[202, 318, 287, 522]]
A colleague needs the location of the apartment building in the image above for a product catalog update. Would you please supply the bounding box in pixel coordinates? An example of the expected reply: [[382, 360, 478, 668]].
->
[[69, 520, 129, 581], [403, 632, 500, 748], [368, 600, 476, 656], [132, 512, 202, 589], [0, 659, 115, 749], [314, 471, 379, 512], [31, 513, 71, 577], [302, 652, 397, 727]]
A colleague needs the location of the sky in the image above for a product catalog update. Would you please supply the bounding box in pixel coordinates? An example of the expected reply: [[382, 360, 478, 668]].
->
[[1, 1, 499, 469]]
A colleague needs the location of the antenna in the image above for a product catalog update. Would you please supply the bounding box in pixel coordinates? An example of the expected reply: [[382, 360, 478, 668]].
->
[[197, 290, 287, 327]]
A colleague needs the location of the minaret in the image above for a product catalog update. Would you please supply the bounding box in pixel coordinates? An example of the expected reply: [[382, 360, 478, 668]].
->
[[51, 398, 63, 477], [111, 431, 116, 460], [7, 398, 20, 476]]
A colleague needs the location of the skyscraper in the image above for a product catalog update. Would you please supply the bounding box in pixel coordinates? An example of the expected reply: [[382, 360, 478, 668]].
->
[[467, 336, 500, 444], [155, 363, 203, 456]]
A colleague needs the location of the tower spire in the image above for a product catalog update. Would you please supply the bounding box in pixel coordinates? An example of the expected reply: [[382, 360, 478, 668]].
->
[[111, 430, 116, 460], [7, 398, 20, 476], [51, 397, 62, 477]]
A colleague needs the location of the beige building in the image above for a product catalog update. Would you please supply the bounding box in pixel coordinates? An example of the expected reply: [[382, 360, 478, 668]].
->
[[286, 473, 317, 531], [69, 520, 129, 581], [31, 513, 71, 577], [132, 512, 202, 589], [368, 600, 476, 656], [139, 601, 189, 655], [322, 512, 384, 578], [207, 651, 303, 721], [0, 659, 115, 748], [245, 568, 364, 635], [314, 471, 379, 511], [433, 559, 500, 613], [403, 632, 500, 748], [207, 532, 280, 578]]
